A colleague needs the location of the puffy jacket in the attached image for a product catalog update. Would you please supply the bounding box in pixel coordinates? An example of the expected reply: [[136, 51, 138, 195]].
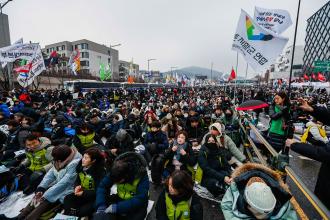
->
[[144, 130, 169, 153], [201, 122, 246, 162], [0, 103, 10, 118], [105, 133, 134, 155], [221, 163, 298, 220], [96, 152, 149, 214], [37, 148, 82, 203]]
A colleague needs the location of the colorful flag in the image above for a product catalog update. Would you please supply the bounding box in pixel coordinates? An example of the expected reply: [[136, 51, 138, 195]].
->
[[303, 73, 309, 81], [312, 73, 316, 80], [232, 9, 289, 72], [228, 68, 236, 81], [254, 7, 292, 34], [68, 49, 80, 75], [44, 51, 59, 67], [14, 61, 32, 73]]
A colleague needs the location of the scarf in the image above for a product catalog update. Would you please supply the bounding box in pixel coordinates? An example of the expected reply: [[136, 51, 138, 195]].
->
[[54, 148, 76, 171], [173, 140, 187, 161]]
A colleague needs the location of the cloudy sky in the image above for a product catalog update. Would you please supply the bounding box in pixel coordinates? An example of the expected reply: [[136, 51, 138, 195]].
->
[[3, 0, 328, 77]]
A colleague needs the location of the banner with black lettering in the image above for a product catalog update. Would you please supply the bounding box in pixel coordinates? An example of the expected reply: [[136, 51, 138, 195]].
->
[[232, 9, 288, 72]]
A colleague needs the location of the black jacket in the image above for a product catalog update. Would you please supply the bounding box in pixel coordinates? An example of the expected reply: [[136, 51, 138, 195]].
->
[[163, 142, 196, 174], [105, 133, 135, 156], [186, 126, 204, 143], [198, 144, 232, 182], [156, 190, 203, 220]]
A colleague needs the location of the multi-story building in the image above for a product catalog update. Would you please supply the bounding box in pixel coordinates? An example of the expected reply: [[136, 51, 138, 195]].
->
[[43, 39, 119, 79], [303, 1, 330, 74], [268, 45, 304, 81], [119, 60, 139, 81]]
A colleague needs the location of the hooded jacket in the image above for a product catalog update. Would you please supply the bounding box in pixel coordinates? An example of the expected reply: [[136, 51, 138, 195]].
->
[[96, 152, 149, 214], [105, 130, 135, 155], [201, 122, 246, 162], [221, 163, 298, 220], [37, 148, 82, 203], [22, 137, 53, 172]]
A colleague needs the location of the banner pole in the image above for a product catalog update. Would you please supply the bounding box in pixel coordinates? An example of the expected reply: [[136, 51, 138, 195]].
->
[[234, 52, 239, 104], [287, 0, 301, 98]]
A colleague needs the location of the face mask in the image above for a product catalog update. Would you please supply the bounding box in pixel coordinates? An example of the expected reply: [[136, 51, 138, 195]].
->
[[225, 113, 232, 118], [206, 143, 217, 150]]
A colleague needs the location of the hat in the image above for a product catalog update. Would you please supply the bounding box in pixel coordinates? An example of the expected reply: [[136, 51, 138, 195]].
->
[[116, 129, 127, 142], [244, 182, 276, 215]]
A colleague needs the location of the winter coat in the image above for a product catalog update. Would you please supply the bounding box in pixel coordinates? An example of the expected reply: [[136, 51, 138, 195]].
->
[[201, 123, 246, 162], [186, 125, 204, 143], [106, 119, 125, 136], [74, 160, 106, 198], [105, 133, 135, 155], [96, 152, 149, 214], [21, 137, 53, 172], [156, 190, 203, 220], [303, 121, 328, 145], [163, 142, 196, 174], [269, 104, 290, 136], [37, 148, 82, 203], [73, 130, 103, 153], [144, 130, 169, 153], [0, 103, 10, 118], [221, 163, 298, 220], [198, 144, 232, 182]]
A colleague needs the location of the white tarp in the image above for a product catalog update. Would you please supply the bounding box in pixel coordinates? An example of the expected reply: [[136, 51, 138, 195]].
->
[[232, 9, 289, 72], [254, 7, 292, 34]]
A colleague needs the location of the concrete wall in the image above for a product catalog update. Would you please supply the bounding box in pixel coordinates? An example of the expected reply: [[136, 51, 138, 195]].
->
[[0, 14, 10, 48]]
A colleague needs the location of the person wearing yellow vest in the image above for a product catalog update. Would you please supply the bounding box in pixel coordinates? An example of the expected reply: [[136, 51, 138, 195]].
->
[[94, 152, 149, 220], [15, 134, 53, 195], [301, 121, 328, 147], [63, 147, 106, 217], [155, 170, 203, 220], [73, 123, 104, 154]]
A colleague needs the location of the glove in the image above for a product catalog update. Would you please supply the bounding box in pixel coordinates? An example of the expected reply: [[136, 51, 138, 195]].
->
[[96, 205, 107, 213], [105, 204, 117, 213]]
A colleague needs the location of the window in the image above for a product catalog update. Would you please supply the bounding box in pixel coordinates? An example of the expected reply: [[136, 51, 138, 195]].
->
[[108, 58, 111, 63], [81, 43, 89, 50], [46, 49, 49, 53], [56, 46, 60, 51], [81, 52, 89, 58], [62, 45, 65, 50], [75, 44, 82, 50], [81, 61, 89, 67]]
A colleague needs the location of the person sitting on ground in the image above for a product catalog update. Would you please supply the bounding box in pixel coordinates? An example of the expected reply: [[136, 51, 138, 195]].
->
[[73, 123, 104, 153], [156, 170, 203, 220], [94, 152, 149, 220], [186, 116, 204, 149], [144, 121, 169, 160], [221, 163, 298, 220], [105, 129, 135, 158], [163, 131, 196, 177], [14, 134, 53, 195], [197, 134, 232, 197], [17, 145, 82, 220], [221, 109, 240, 148], [201, 122, 246, 164], [63, 147, 106, 217]]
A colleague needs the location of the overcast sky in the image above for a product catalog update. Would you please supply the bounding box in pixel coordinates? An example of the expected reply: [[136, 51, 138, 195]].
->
[[3, 0, 328, 77]]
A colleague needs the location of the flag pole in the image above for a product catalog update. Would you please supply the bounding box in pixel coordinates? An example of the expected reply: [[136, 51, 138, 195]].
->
[[243, 62, 248, 102], [287, 0, 301, 98], [234, 52, 238, 104]]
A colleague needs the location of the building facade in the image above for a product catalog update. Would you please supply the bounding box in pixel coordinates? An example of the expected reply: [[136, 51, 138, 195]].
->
[[268, 45, 304, 81], [119, 60, 139, 81], [303, 1, 330, 74], [43, 39, 119, 80]]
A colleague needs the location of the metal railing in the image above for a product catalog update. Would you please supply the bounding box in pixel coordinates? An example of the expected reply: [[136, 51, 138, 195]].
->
[[239, 117, 330, 219]]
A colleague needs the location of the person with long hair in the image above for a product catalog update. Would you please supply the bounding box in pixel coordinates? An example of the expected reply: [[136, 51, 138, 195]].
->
[[268, 91, 291, 152], [155, 170, 203, 220]]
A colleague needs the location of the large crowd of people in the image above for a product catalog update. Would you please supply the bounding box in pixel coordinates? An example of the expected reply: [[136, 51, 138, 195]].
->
[[0, 85, 329, 219]]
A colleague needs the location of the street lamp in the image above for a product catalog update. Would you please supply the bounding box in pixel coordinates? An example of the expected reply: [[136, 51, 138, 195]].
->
[[0, 0, 13, 14], [147, 58, 156, 73], [109, 43, 121, 81]]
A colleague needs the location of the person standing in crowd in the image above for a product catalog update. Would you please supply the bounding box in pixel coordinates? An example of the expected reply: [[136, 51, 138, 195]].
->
[[221, 109, 240, 148], [285, 98, 330, 210], [221, 163, 298, 220], [94, 152, 149, 220], [156, 170, 203, 220], [63, 147, 105, 217], [268, 91, 291, 152], [17, 145, 82, 220]]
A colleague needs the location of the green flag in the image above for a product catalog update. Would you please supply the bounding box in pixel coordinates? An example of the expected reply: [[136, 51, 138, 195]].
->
[[99, 63, 106, 81], [105, 63, 112, 80]]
